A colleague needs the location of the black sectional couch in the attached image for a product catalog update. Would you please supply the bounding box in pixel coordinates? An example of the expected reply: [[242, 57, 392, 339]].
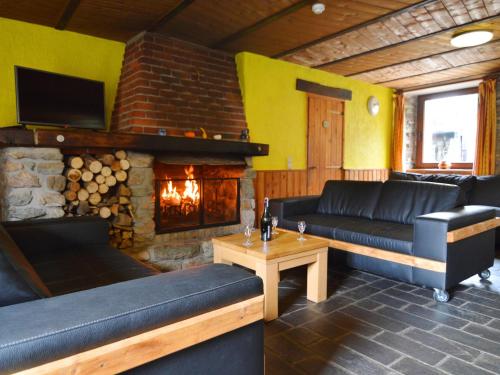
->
[[0, 217, 264, 374], [271, 179, 496, 302]]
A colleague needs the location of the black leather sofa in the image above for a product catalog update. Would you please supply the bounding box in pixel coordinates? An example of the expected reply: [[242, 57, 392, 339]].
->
[[271, 180, 496, 303], [390, 172, 500, 245], [0, 217, 264, 374]]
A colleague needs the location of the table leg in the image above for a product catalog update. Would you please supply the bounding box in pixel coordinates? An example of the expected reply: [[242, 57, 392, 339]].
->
[[255, 262, 279, 321], [307, 249, 328, 303], [212, 244, 232, 265]]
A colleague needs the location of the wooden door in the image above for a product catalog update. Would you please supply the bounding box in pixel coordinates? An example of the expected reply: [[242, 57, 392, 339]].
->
[[307, 94, 344, 195]]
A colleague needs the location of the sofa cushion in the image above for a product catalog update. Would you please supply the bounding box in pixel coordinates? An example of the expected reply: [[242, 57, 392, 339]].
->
[[333, 218, 414, 254], [282, 214, 355, 238], [389, 171, 421, 181], [27, 244, 158, 296], [0, 226, 51, 307], [373, 180, 460, 225], [317, 181, 383, 219], [419, 175, 476, 206], [469, 175, 500, 206]]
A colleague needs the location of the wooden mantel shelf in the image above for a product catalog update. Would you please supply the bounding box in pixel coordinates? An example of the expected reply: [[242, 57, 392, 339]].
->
[[0, 128, 269, 157]]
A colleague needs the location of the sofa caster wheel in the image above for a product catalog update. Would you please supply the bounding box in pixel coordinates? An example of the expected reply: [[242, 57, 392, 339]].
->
[[433, 289, 450, 303], [479, 269, 491, 280]]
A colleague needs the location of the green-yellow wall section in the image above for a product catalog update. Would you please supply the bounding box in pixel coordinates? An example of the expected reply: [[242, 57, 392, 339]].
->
[[0, 17, 125, 130], [236, 52, 394, 170]]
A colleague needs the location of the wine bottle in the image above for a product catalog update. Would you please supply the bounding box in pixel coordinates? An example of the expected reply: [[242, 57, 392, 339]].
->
[[261, 197, 272, 242]]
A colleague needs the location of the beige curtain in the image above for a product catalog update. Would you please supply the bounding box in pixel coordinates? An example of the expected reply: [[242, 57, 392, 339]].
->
[[391, 92, 405, 172], [474, 79, 497, 175]]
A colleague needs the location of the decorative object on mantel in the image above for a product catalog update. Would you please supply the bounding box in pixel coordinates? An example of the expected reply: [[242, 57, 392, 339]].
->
[[184, 131, 196, 138], [367, 96, 380, 116], [240, 129, 250, 141], [158, 128, 167, 136], [213, 134, 222, 140], [438, 160, 452, 169], [62, 150, 135, 249], [200, 128, 208, 139]]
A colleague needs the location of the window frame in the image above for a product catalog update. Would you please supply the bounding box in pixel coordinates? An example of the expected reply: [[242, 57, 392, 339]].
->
[[416, 87, 478, 169]]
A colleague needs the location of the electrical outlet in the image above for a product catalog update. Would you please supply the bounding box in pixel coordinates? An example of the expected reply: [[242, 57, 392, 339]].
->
[[287, 156, 293, 169]]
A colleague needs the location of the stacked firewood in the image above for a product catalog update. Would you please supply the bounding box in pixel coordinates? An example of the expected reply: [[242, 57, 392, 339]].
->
[[63, 150, 134, 248]]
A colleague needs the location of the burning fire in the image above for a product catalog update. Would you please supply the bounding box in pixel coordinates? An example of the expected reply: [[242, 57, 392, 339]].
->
[[160, 165, 200, 215]]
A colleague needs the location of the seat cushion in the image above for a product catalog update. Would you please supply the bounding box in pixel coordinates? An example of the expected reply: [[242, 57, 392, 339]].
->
[[0, 226, 51, 307], [317, 180, 383, 219], [469, 175, 500, 206], [373, 180, 460, 225], [282, 214, 354, 238], [419, 175, 476, 206], [332, 218, 414, 255], [28, 245, 158, 296]]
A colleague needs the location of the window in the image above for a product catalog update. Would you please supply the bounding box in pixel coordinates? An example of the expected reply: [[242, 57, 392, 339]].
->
[[416, 88, 478, 169]]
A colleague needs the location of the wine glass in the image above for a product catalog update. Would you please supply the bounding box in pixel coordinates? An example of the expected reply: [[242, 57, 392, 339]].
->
[[243, 225, 253, 247], [271, 216, 279, 235], [297, 221, 306, 241]]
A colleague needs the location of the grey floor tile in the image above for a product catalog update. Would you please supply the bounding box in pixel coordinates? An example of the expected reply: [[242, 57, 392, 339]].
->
[[467, 288, 500, 302], [356, 298, 382, 310], [311, 295, 355, 314], [384, 288, 430, 305], [284, 326, 324, 347], [404, 328, 480, 362], [266, 334, 313, 363], [280, 307, 323, 327], [371, 293, 409, 309], [265, 350, 304, 375], [455, 291, 500, 310], [350, 270, 381, 282], [487, 319, 500, 330], [434, 326, 500, 357], [339, 333, 402, 365], [404, 304, 468, 328], [463, 302, 500, 319], [377, 306, 437, 330], [265, 319, 292, 338], [295, 357, 351, 375], [341, 285, 381, 299], [340, 305, 408, 332], [322, 310, 383, 338], [391, 357, 446, 375], [394, 284, 417, 292], [426, 301, 493, 324], [374, 331, 445, 365], [304, 316, 350, 341], [310, 339, 397, 375], [464, 323, 500, 344], [474, 353, 500, 373], [370, 279, 399, 290], [439, 357, 493, 375]]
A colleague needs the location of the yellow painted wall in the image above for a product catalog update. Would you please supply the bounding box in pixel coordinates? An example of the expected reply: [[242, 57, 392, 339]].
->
[[0, 17, 125, 129], [236, 52, 394, 170]]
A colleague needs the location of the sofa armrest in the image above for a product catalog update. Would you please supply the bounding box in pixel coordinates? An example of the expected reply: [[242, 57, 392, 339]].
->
[[0, 264, 263, 373], [270, 196, 320, 223], [3, 216, 110, 254], [413, 206, 496, 262]]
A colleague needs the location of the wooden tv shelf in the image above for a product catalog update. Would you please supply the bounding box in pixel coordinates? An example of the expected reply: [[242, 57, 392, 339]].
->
[[0, 128, 269, 157]]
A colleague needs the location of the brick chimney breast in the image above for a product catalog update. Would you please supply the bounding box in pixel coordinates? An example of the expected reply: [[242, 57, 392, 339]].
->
[[111, 32, 247, 140]]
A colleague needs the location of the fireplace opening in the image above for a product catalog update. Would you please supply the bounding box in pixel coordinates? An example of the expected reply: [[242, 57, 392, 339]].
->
[[154, 163, 242, 233]]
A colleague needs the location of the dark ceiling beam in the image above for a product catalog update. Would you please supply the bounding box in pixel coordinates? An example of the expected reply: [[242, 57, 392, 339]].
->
[[148, 0, 195, 32], [315, 14, 500, 71], [380, 57, 500, 86], [273, 0, 436, 59], [346, 38, 499, 80], [55, 0, 80, 30], [212, 0, 310, 48]]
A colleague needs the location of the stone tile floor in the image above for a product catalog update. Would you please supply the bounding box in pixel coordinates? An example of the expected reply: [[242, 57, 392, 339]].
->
[[265, 254, 500, 374]]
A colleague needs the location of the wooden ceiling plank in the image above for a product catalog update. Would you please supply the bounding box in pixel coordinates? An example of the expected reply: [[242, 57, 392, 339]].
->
[[212, 0, 309, 48], [273, 0, 436, 58], [55, 0, 80, 30], [347, 38, 499, 79], [425, 1, 457, 27], [148, 0, 195, 32], [378, 56, 500, 86], [395, 10, 431, 37], [463, 0, 490, 20], [443, 0, 473, 24], [315, 14, 500, 69], [484, 0, 500, 16], [410, 6, 443, 32]]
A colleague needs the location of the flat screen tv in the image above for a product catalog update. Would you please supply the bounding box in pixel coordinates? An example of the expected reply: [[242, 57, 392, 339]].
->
[[15, 66, 105, 129]]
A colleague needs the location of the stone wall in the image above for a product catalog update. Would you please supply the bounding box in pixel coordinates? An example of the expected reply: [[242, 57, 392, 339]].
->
[[403, 96, 418, 169], [0, 147, 65, 221]]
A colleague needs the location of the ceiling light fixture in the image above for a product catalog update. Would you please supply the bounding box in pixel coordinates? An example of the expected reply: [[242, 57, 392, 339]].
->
[[312, 2, 326, 15], [450, 30, 493, 47]]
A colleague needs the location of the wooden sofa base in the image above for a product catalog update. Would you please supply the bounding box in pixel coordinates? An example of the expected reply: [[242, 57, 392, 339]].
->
[[281, 217, 500, 273], [15, 295, 264, 375]]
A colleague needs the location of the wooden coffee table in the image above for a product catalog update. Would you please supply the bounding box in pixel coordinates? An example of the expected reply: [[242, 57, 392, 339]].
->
[[212, 231, 329, 321]]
